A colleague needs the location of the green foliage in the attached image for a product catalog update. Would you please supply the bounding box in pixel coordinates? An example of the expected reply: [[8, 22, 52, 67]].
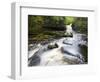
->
[[43, 16, 66, 30], [28, 15, 44, 34], [28, 15, 88, 43], [65, 16, 75, 25], [72, 17, 88, 34], [32, 33, 51, 41], [28, 15, 66, 35]]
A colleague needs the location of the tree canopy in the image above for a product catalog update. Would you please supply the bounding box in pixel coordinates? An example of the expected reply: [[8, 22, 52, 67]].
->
[[28, 15, 88, 43]]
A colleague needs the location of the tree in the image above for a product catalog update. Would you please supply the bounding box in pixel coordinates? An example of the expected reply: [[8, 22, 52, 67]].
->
[[43, 16, 66, 31], [28, 15, 44, 34], [72, 17, 88, 33]]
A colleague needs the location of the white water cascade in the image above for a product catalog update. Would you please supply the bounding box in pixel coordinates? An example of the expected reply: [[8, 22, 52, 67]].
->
[[65, 24, 73, 35], [28, 24, 87, 66]]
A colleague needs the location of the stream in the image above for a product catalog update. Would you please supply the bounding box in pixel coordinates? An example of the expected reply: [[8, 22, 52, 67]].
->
[[28, 25, 87, 66]]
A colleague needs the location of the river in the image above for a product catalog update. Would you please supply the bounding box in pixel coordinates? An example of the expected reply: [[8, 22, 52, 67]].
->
[[28, 25, 87, 66]]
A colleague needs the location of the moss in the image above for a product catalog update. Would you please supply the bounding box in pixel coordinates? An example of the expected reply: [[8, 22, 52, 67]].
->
[[30, 31, 66, 41], [32, 34, 51, 41]]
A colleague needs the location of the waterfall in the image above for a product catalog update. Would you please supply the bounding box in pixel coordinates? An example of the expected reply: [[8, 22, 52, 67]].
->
[[65, 24, 73, 35], [28, 24, 87, 66]]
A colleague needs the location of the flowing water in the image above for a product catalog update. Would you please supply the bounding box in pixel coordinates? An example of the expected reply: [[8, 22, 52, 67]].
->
[[28, 25, 87, 66]]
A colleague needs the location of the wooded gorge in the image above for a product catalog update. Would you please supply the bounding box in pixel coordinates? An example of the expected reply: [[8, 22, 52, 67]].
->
[[28, 15, 87, 44], [28, 15, 88, 66]]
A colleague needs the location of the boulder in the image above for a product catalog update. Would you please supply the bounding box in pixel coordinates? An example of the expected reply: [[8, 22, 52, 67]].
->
[[61, 46, 80, 58], [78, 41, 87, 47], [78, 44, 88, 63], [63, 39, 73, 45], [48, 43, 59, 49], [28, 54, 41, 66], [64, 32, 73, 37]]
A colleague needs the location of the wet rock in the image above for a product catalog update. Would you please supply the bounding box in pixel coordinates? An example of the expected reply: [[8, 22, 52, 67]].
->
[[48, 43, 59, 49], [64, 32, 73, 37], [62, 56, 83, 64], [79, 44, 88, 63], [61, 46, 80, 58], [78, 41, 87, 47], [28, 52, 41, 66], [63, 39, 73, 45], [81, 35, 87, 41]]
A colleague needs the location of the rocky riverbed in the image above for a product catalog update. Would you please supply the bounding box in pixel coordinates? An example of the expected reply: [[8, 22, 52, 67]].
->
[[28, 32, 88, 66]]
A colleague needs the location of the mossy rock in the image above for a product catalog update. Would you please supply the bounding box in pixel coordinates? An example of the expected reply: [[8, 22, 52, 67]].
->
[[48, 43, 59, 49], [64, 32, 73, 37]]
